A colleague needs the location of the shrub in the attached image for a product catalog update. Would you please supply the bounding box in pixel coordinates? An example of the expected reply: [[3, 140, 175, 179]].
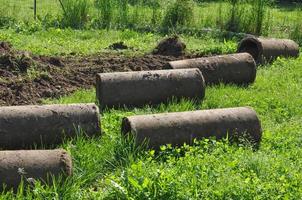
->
[[60, 0, 90, 29], [162, 0, 194, 29]]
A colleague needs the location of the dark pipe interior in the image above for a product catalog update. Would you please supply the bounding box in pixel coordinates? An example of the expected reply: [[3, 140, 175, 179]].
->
[[121, 118, 132, 135], [238, 40, 260, 62]]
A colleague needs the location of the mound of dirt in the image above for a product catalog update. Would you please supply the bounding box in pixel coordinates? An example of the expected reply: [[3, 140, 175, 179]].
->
[[38, 56, 65, 67], [152, 35, 186, 57], [0, 51, 34, 73], [108, 42, 130, 50], [0, 41, 34, 73], [0, 40, 202, 106], [0, 41, 11, 52], [0, 50, 188, 106]]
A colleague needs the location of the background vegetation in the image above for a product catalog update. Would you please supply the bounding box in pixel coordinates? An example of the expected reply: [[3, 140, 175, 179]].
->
[[0, 0, 301, 43], [0, 0, 302, 199]]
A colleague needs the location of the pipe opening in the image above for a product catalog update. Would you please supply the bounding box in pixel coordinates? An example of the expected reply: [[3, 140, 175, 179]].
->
[[238, 39, 261, 63], [59, 150, 73, 176], [121, 117, 132, 135]]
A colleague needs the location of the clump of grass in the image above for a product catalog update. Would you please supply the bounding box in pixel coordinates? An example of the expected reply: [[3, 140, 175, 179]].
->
[[148, 0, 161, 26], [95, 0, 114, 29], [225, 0, 243, 32], [162, 0, 195, 29], [0, 5, 15, 28], [251, 0, 267, 35], [225, 0, 270, 35], [60, 0, 91, 29], [117, 0, 129, 28], [244, 0, 271, 35]]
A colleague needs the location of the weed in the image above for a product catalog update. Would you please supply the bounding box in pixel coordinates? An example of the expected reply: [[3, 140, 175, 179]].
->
[[225, 0, 270, 35], [60, 0, 91, 29], [95, 0, 114, 29], [162, 0, 194, 29], [117, 0, 129, 28]]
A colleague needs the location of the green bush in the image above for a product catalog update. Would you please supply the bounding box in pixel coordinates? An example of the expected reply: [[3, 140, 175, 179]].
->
[[162, 0, 194, 29], [60, 0, 91, 29]]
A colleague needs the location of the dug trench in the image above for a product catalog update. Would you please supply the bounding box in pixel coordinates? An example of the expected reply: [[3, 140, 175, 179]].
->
[[0, 37, 196, 106]]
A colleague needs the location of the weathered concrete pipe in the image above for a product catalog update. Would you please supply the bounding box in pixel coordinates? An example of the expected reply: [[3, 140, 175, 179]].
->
[[238, 37, 300, 64], [96, 69, 205, 109], [0, 103, 100, 149], [166, 53, 256, 85], [122, 107, 262, 149], [0, 149, 72, 190]]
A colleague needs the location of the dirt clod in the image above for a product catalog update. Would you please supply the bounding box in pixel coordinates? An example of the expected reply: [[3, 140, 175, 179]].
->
[[108, 42, 130, 50], [0, 41, 11, 52], [153, 35, 186, 57], [48, 57, 65, 67], [0, 42, 34, 73]]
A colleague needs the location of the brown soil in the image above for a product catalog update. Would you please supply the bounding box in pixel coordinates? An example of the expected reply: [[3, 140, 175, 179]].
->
[[107, 42, 130, 50], [152, 35, 186, 57], [0, 41, 34, 73], [0, 41, 193, 106]]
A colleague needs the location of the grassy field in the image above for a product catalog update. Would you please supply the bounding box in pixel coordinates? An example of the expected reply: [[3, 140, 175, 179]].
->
[[0, 28, 237, 56], [1, 0, 302, 199], [0, 26, 301, 199], [0, 0, 301, 41]]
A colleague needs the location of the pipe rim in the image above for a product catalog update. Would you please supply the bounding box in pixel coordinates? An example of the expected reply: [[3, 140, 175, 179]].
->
[[238, 37, 263, 64], [59, 149, 73, 176], [121, 117, 133, 135]]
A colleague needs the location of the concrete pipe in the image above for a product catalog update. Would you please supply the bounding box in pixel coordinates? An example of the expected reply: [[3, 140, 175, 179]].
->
[[96, 69, 205, 109], [0, 149, 72, 190], [166, 53, 256, 85], [238, 37, 300, 64], [0, 103, 100, 149], [122, 107, 262, 149]]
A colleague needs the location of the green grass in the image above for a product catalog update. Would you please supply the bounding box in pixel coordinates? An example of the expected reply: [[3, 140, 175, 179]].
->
[[0, 28, 237, 56], [1, 29, 301, 198], [0, 0, 301, 41], [0, 2, 302, 196]]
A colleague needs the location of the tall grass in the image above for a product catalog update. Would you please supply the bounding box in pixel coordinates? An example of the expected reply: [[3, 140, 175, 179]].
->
[[252, 0, 267, 35], [128, 0, 141, 28], [162, 0, 195, 29], [290, 5, 302, 45], [225, 0, 242, 32], [60, 0, 90, 28], [0, 0, 299, 38], [150, 0, 161, 26], [95, 0, 114, 29], [225, 0, 270, 35], [0, 4, 15, 28], [117, 0, 129, 27]]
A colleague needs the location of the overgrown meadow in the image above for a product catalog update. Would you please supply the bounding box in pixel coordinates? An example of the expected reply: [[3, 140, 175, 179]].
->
[[1, 0, 302, 42], [0, 0, 302, 199]]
